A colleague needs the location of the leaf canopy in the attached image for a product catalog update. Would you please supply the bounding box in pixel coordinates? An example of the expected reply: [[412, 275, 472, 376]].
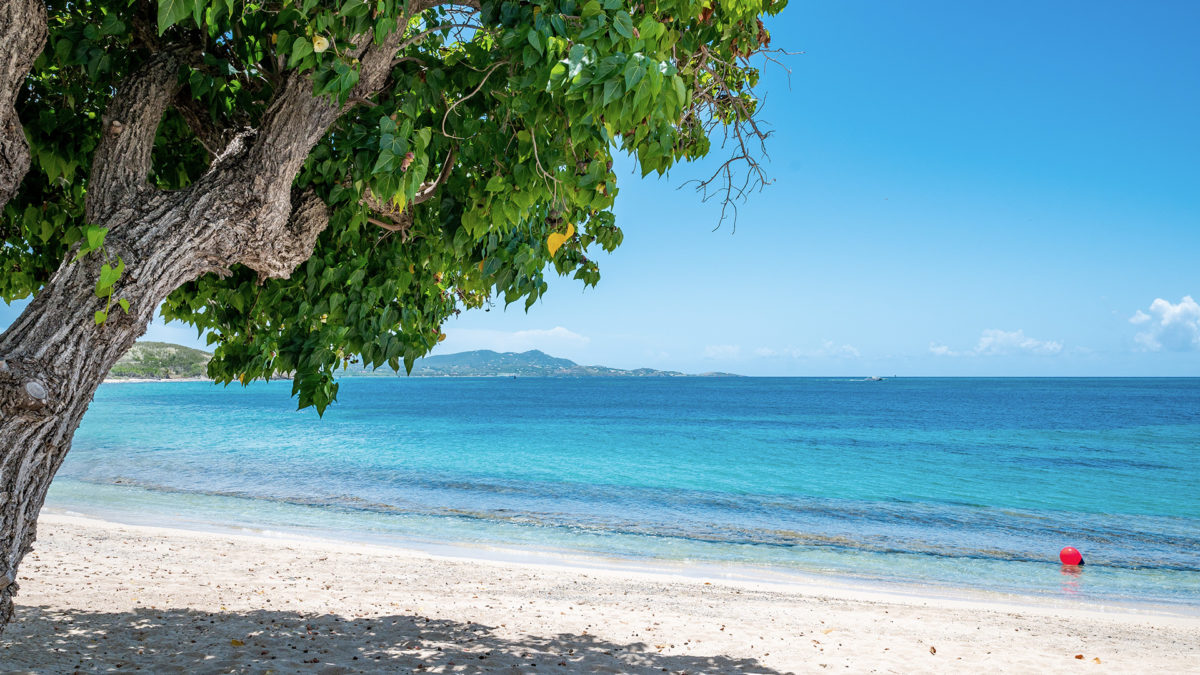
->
[[3, 0, 785, 412]]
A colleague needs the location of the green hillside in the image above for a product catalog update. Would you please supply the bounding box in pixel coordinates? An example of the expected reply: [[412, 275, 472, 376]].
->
[[107, 344, 737, 379], [405, 349, 735, 377], [109, 342, 212, 379]]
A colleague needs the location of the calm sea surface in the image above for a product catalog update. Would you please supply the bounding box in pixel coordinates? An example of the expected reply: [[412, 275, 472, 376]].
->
[[48, 377, 1200, 606]]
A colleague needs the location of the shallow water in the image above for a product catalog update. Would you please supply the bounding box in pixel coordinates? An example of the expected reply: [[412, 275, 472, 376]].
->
[[49, 377, 1200, 605]]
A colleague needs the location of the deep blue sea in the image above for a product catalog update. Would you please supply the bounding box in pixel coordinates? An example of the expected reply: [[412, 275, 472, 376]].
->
[[47, 377, 1200, 606]]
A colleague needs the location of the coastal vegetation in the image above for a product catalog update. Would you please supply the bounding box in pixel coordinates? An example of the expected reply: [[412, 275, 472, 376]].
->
[[109, 341, 212, 379], [109, 342, 735, 377], [0, 0, 784, 630]]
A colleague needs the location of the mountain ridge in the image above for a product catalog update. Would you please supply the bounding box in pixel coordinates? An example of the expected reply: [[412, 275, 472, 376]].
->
[[109, 344, 740, 379], [109, 341, 212, 379], [404, 349, 738, 377]]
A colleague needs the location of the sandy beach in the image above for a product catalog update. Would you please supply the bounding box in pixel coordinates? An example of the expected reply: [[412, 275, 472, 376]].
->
[[0, 515, 1195, 673]]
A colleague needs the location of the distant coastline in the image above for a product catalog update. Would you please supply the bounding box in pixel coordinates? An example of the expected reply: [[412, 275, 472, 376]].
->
[[105, 343, 742, 381]]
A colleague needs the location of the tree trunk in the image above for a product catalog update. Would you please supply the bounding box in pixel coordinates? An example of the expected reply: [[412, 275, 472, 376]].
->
[[0, 60, 331, 630], [0, 20, 405, 634], [0, 173, 330, 630], [0, 0, 47, 206]]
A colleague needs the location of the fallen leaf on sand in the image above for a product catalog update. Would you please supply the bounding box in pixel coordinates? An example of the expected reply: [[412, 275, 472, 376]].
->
[[1093, 657, 1102, 664], [1075, 654, 1084, 660], [822, 629, 834, 635], [930, 646, 936, 655], [231, 639, 244, 646]]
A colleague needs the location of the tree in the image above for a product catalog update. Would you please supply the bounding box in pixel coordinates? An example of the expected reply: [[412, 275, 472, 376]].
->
[[0, 0, 783, 630]]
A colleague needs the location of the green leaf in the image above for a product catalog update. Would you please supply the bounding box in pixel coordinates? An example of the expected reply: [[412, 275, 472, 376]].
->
[[612, 11, 634, 39], [289, 37, 314, 68], [342, 0, 370, 17], [99, 13, 126, 36], [94, 310, 108, 325], [157, 0, 193, 34], [527, 30, 543, 55], [97, 257, 124, 288], [485, 175, 507, 192], [118, 298, 130, 313], [85, 225, 107, 251], [624, 61, 645, 90], [603, 79, 621, 105], [548, 62, 568, 87]]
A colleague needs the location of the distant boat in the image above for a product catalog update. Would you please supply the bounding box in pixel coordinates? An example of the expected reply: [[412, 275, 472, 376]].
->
[[866, 376, 885, 381]]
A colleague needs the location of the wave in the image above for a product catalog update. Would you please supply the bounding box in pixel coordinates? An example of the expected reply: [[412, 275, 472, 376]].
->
[[80, 476, 1200, 573]]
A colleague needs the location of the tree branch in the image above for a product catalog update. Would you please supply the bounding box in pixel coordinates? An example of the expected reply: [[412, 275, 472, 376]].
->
[[414, 146, 457, 205], [0, 0, 47, 209], [248, 27, 408, 185], [360, 146, 457, 237], [86, 50, 185, 224], [173, 91, 239, 159], [240, 188, 330, 281]]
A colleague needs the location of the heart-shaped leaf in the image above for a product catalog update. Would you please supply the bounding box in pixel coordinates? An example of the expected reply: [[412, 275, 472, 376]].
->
[[546, 222, 576, 256]]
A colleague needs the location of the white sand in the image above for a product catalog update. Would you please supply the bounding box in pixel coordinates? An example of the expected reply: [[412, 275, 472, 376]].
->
[[2, 514, 1197, 673]]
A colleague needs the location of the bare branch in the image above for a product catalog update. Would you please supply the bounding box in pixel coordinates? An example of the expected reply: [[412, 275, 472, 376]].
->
[[395, 23, 480, 54], [174, 91, 245, 159], [675, 44, 794, 231], [410, 0, 481, 11], [414, 146, 457, 205], [360, 146, 457, 237], [442, 61, 509, 140]]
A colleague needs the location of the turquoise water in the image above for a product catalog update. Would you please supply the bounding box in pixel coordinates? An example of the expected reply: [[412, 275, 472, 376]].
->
[[48, 377, 1200, 606]]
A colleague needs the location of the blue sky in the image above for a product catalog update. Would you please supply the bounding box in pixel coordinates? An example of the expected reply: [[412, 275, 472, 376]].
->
[[3, 1, 1198, 375]]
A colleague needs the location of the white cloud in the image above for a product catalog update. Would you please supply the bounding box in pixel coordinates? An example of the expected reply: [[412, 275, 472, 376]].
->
[[928, 342, 954, 356], [1130, 296, 1200, 352], [1129, 310, 1151, 325], [750, 342, 860, 359], [438, 326, 589, 355], [930, 329, 1062, 357], [819, 341, 861, 358], [976, 329, 1062, 356], [704, 344, 742, 359]]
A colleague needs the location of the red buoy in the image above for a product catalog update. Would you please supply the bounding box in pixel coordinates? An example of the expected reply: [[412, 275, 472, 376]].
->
[[1059, 546, 1084, 565]]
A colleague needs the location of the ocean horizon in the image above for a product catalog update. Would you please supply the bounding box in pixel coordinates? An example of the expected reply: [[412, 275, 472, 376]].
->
[[48, 376, 1200, 608]]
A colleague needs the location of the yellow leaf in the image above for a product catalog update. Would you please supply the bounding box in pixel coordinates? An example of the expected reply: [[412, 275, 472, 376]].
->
[[437, 333, 446, 343], [231, 639, 245, 647], [546, 223, 575, 256], [478, 259, 485, 272]]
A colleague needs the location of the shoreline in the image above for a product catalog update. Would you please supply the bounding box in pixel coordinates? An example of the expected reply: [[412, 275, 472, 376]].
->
[[4, 513, 1198, 672], [40, 508, 1200, 619]]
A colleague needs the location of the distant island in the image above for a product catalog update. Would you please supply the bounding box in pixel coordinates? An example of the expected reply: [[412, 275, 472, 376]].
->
[[109, 342, 212, 379], [404, 349, 739, 377], [109, 343, 739, 380]]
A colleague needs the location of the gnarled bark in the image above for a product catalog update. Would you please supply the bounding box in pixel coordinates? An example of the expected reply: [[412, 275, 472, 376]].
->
[[0, 23, 412, 632], [0, 0, 47, 207]]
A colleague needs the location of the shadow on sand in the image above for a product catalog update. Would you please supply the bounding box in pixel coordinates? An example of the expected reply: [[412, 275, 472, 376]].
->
[[1, 605, 786, 674]]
